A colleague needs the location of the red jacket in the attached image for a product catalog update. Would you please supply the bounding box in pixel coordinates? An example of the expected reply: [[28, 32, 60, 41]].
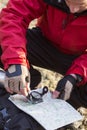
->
[[0, 0, 87, 85]]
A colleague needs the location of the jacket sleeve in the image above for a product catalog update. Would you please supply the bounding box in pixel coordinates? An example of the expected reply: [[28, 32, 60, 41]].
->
[[66, 52, 87, 85], [0, 0, 47, 70]]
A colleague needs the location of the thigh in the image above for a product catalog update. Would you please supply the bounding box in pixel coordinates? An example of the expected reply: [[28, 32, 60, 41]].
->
[[26, 27, 77, 75], [0, 88, 44, 130]]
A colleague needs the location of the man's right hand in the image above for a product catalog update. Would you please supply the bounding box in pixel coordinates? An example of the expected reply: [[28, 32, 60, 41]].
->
[[52, 74, 82, 100], [5, 64, 30, 96]]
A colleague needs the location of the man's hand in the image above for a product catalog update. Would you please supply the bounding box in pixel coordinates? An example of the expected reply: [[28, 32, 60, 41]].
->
[[5, 64, 30, 96], [52, 74, 82, 100]]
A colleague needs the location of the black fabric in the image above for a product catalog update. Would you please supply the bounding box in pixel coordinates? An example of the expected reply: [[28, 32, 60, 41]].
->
[[67, 84, 87, 109], [56, 75, 76, 92], [43, 0, 70, 13], [0, 86, 44, 130], [0, 47, 3, 68], [56, 75, 76, 100], [0, 112, 4, 130], [56, 75, 83, 100], [26, 27, 87, 109], [43, 0, 87, 16], [29, 65, 41, 90], [26, 27, 78, 75]]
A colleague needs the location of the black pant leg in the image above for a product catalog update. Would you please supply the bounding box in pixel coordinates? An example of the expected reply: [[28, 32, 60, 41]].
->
[[0, 47, 4, 68], [26, 27, 77, 75], [29, 65, 41, 89], [67, 84, 87, 109], [0, 88, 45, 130], [26, 27, 87, 109]]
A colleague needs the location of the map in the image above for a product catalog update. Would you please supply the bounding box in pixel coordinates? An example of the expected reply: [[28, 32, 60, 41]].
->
[[9, 89, 82, 130]]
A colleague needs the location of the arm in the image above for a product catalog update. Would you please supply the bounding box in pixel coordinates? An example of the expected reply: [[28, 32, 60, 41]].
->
[[66, 52, 87, 85], [52, 53, 87, 100], [0, 0, 47, 95], [0, 0, 47, 69]]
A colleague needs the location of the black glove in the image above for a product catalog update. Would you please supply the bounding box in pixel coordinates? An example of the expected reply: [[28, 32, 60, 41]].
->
[[5, 64, 30, 96], [56, 74, 82, 100]]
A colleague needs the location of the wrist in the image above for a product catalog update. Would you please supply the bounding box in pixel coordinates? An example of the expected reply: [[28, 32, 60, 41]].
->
[[6, 64, 22, 77], [70, 74, 77, 79], [70, 74, 82, 83]]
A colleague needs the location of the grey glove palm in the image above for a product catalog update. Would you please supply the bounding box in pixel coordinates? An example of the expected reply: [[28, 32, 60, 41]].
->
[[56, 75, 77, 100], [5, 64, 30, 96]]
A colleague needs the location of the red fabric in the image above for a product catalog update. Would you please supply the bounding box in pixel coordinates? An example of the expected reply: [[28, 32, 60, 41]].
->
[[0, 0, 47, 69], [0, 0, 87, 85]]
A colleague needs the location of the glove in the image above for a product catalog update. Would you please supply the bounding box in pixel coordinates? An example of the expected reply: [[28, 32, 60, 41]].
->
[[52, 74, 82, 100], [5, 64, 30, 96]]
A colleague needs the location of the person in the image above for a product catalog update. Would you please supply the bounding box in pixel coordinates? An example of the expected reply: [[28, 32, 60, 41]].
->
[[0, 0, 87, 129]]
